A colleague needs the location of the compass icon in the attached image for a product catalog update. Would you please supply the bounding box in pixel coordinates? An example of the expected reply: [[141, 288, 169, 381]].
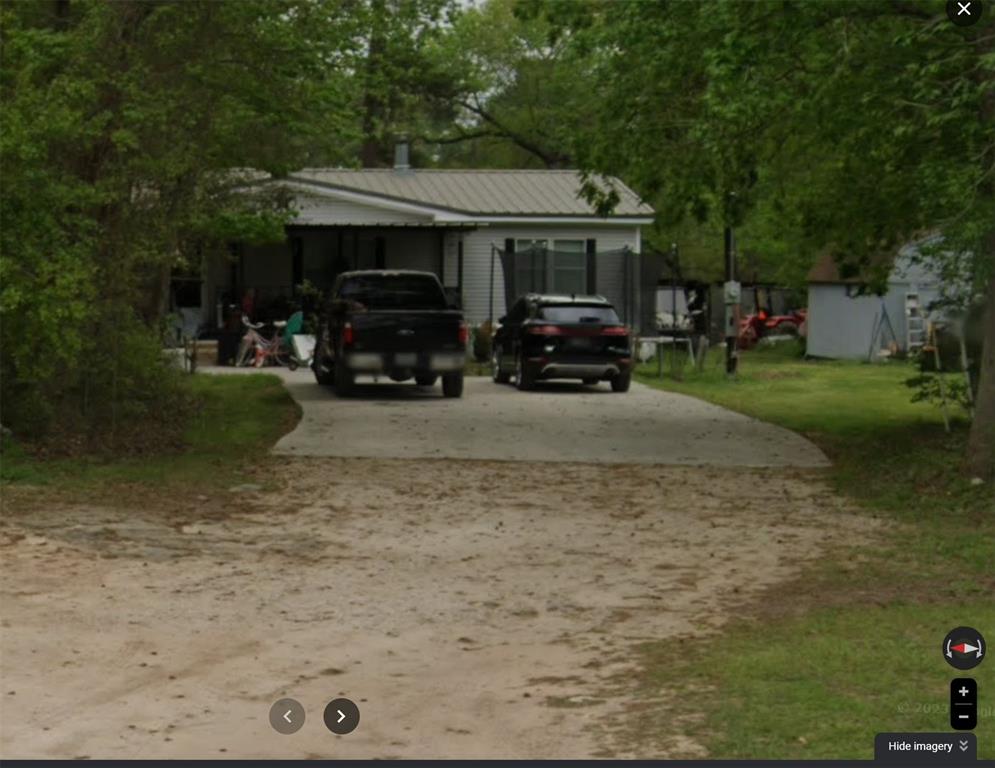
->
[[943, 626, 986, 671]]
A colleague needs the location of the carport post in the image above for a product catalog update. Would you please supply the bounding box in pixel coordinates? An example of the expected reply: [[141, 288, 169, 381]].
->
[[489, 243, 495, 325], [724, 226, 739, 377]]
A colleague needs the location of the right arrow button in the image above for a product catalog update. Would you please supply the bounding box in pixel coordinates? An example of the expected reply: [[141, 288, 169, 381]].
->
[[323, 697, 360, 735]]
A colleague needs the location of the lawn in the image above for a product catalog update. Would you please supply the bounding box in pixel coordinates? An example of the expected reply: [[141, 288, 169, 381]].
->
[[631, 341, 994, 759], [0, 373, 300, 494]]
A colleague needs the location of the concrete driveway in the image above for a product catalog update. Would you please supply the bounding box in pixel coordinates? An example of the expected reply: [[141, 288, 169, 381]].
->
[[209, 368, 827, 467]]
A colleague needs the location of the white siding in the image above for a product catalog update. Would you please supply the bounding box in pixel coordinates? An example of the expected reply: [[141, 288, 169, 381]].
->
[[459, 224, 641, 327], [806, 283, 943, 359], [292, 193, 430, 225]]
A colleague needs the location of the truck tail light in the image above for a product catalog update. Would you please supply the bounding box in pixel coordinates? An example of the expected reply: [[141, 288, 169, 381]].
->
[[458, 322, 468, 345], [343, 323, 355, 346]]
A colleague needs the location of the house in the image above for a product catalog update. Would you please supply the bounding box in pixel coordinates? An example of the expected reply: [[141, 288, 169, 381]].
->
[[805, 242, 944, 359], [190, 149, 655, 334]]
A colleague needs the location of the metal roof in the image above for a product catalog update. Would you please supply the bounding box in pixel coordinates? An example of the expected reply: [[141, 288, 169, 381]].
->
[[287, 169, 654, 218]]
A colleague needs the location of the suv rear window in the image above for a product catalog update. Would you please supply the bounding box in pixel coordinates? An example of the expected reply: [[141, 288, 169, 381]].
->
[[338, 274, 447, 311], [539, 305, 620, 324]]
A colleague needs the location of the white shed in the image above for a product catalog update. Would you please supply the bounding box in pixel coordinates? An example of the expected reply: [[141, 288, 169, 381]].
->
[[805, 243, 944, 359]]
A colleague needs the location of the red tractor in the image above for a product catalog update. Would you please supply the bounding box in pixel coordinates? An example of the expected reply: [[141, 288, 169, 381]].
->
[[738, 308, 807, 349]]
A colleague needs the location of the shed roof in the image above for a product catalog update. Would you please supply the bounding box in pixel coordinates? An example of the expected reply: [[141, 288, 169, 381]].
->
[[286, 169, 654, 218], [807, 240, 941, 286]]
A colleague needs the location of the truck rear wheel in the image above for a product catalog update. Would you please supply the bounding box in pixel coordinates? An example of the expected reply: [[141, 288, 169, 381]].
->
[[442, 371, 464, 398], [334, 363, 355, 397]]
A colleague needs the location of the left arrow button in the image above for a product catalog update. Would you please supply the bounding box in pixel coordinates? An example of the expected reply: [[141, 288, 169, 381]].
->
[[269, 698, 306, 734]]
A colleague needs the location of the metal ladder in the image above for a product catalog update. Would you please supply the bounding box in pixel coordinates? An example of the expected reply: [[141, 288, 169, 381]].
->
[[905, 291, 926, 352]]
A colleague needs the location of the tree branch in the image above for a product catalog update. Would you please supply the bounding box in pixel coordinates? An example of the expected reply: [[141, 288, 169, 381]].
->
[[456, 96, 571, 167]]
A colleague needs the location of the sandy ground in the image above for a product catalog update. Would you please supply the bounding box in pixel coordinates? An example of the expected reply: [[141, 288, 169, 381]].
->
[[0, 459, 872, 759], [205, 368, 829, 468]]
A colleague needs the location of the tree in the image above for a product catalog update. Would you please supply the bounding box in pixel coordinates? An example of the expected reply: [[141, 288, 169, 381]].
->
[[424, 0, 591, 168], [0, 1, 354, 441], [545, 0, 995, 480], [335, 0, 461, 168]]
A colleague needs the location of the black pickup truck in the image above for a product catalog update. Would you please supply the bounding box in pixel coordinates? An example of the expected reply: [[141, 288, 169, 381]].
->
[[312, 270, 467, 398]]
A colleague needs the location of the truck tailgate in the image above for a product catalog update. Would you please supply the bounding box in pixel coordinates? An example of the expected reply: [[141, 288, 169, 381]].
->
[[348, 310, 464, 354]]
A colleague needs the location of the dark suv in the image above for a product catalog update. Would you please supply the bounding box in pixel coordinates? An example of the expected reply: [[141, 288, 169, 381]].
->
[[491, 294, 632, 392]]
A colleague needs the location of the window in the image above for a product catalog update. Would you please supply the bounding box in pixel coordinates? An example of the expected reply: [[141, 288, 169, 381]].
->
[[510, 238, 590, 296], [551, 239, 586, 295], [539, 304, 619, 324], [337, 274, 446, 310], [514, 239, 547, 293]]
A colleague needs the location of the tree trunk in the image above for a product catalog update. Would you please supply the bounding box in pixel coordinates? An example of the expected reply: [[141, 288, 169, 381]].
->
[[966, 272, 995, 481], [359, 0, 388, 168]]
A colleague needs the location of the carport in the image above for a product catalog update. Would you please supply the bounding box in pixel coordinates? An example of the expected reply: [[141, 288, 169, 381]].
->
[[204, 222, 480, 324]]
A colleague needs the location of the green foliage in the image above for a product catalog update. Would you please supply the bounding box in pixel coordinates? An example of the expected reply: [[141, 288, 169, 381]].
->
[[427, 0, 588, 168], [906, 373, 973, 414], [1, 373, 300, 492], [541, 1, 994, 289], [0, 1, 353, 441]]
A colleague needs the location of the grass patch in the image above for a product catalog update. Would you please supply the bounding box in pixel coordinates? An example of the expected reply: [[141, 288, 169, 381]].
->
[[1, 373, 300, 494], [630, 344, 994, 759]]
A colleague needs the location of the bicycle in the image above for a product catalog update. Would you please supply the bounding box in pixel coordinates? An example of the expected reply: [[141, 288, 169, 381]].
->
[[236, 315, 291, 368], [235, 311, 305, 368]]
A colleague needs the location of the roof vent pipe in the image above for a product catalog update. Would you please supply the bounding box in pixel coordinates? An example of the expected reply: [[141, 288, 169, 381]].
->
[[394, 141, 410, 170]]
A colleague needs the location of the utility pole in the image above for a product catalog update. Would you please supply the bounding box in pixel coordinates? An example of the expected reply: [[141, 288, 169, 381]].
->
[[724, 225, 740, 377]]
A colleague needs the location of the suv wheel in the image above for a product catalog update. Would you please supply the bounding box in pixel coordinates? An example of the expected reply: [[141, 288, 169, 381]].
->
[[610, 372, 631, 393], [492, 346, 510, 384], [516, 354, 535, 391]]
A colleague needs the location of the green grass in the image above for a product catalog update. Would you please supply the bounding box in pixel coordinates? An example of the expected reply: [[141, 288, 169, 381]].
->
[[631, 341, 995, 759], [0, 374, 300, 493]]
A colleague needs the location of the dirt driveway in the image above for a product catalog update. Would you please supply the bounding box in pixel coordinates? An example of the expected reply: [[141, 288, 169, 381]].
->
[[1, 375, 867, 759]]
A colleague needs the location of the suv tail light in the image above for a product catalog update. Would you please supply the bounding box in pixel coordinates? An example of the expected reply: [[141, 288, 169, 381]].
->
[[526, 324, 564, 336], [458, 322, 468, 345], [343, 322, 355, 346], [601, 326, 629, 336]]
